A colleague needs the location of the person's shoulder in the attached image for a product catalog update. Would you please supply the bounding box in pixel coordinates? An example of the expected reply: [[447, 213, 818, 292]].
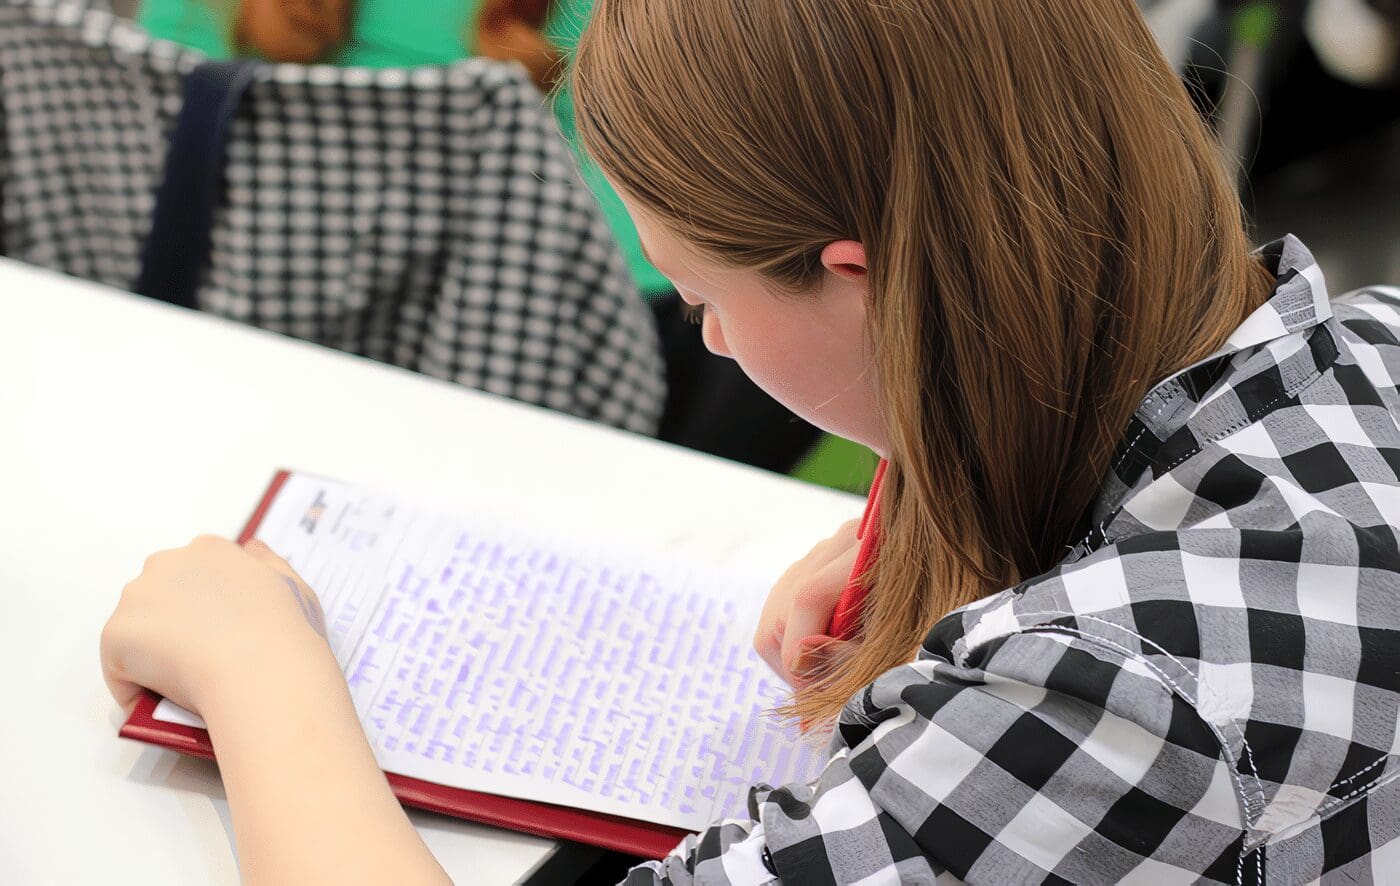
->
[[1331, 284, 1400, 345], [919, 538, 1208, 670], [1334, 283, 1400, 308], [851, 540, 1212, 733]]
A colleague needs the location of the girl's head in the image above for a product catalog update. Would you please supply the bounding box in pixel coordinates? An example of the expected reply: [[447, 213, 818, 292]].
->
[[574, 0, 1270, 721], [233, 0, 351, 63]]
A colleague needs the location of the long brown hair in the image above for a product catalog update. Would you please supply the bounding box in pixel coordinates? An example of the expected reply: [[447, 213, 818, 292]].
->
[[574, 0, 1274, 723]]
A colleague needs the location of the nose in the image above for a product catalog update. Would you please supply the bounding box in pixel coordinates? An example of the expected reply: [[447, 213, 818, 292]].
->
[[701, 310, 733, 359]]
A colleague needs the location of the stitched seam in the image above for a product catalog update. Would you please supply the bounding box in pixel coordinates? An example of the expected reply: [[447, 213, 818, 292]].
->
[[1013, 610, 1268, 815], [1017, 612, 1395, 844], [1069, 612, 1271, 810], [1110, 388, 1174, 474], [1329, 752, 1389, 790], [1315, 764, 1400, 817], [1158, 359, 1329, 475], [1119, 329, 1339, 494], [1017, 622, 1263, 830], [1090, 379, 1195, 550], [1095, 374, 1211, 547], [1077, 518, 1114, 552], [1112, 425, 1151, 473]]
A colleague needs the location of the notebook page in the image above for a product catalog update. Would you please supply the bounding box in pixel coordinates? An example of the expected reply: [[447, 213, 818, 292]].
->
[[154, 473, 828, 832]]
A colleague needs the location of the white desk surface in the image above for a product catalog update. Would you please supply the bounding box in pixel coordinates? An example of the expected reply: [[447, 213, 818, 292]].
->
[[0, 259, 865, 884]]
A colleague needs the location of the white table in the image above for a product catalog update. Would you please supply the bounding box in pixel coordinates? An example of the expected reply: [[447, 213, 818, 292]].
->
[[0, 260, 865, 884]]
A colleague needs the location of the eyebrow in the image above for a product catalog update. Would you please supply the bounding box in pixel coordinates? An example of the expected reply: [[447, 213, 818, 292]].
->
[[638, 241, 659, 269]]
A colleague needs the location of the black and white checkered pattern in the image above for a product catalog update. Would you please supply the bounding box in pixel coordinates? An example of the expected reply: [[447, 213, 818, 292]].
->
[[0, 0, 665, 434], [629, 237, 1400, 884]]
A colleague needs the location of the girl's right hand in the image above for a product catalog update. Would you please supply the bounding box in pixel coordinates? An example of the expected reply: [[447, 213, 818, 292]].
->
[[754, 518, 862, 687]]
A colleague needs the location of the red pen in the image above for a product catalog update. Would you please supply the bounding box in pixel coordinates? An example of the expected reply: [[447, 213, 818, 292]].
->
[[826, 459, 888, 640]]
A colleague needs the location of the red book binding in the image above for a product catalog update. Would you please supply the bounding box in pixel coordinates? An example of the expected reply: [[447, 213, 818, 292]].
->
[[119, 469, 688, 860]]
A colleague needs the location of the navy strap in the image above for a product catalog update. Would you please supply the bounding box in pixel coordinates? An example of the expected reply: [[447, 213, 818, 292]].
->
[[135, 60, 259, 310]]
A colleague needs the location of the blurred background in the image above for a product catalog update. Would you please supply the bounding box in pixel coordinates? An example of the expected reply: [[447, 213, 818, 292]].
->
[[101, 0, 1397, 280], [27, 0, 1400, 499]]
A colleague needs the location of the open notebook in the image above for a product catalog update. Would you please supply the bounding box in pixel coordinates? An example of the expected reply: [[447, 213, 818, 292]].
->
[[121, 471, 827, 858]]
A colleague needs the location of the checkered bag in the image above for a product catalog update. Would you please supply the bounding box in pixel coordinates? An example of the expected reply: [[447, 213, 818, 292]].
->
[[0, 0, 665, 434]]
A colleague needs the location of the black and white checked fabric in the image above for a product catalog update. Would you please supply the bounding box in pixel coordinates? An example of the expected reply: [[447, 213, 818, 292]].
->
[[0, 0, 665, 434], [630, 237, 1400, 884]]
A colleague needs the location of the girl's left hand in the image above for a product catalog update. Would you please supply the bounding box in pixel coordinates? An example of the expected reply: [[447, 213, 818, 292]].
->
[[103, 538, 452, 885], [100, 535, 333, 718]]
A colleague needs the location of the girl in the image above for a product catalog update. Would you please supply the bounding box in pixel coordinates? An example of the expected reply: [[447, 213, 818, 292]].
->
[[102, 0, 1400, 882]]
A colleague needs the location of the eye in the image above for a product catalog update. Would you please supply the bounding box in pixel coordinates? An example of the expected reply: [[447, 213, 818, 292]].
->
[[682, 301, 706, 325]]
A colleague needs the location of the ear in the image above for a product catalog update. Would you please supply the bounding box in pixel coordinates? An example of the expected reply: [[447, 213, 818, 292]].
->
[[820, 240, 868, 281]]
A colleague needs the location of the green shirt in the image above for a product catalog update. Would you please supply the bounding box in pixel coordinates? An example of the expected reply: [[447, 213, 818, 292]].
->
[[544, 0, 671, 296], [138, 0, 671, 297], [138, 0, 478, 66]]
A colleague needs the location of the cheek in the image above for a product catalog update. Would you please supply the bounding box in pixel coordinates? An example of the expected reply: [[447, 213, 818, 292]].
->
[[724, 312, 876, 440]]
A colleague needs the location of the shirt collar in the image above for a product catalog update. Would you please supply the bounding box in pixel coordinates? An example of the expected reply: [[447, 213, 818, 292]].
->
[[1080, 235, 1335, 544], [1212, 234, 1333, 356], [1125, 235, 1332, 435]]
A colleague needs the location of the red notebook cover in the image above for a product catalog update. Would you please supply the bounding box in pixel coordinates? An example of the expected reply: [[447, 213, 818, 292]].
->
[[119, 469, 689, 860]]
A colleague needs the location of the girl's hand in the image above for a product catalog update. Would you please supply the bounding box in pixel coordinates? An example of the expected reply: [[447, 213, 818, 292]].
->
[[754, 518, 861, 687], [101, 535, 333, 718], [104, 538, 451, 884]]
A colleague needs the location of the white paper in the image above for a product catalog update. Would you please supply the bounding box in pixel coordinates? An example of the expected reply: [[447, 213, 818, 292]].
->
[[155, 473, 827, 831]]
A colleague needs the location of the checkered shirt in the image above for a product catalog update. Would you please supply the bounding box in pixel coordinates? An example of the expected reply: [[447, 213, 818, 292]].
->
[[629, 237, 1400, 884], [0, 0, 665, 434]]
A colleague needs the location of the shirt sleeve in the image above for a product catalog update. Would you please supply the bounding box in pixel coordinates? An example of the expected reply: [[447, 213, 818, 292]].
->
[[621, 629, 1245, 885]]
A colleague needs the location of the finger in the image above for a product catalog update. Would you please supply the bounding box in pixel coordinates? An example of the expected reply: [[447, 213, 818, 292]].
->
[[755, 618, 785, 680], [780, 551, 856, 663], [754, 561, 810, 657], [837, 517, 863, 541], [244, 539, 328, 636], [102, 664, 145, 715], [787, 633, 834, 690], [793, 635, 852, 675], [806, 520, 863, 571], [756, 519, 859, 640], [99, 617, 145, 714], [779, 552, 858, 678]]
